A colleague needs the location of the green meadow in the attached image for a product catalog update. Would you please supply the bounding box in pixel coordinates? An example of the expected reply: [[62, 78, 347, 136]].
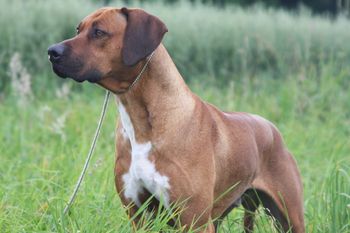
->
[[0, 0, 349, 232]]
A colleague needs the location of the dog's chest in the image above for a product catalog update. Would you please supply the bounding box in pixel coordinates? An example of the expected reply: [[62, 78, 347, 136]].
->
[[118, 103, 170, 207]]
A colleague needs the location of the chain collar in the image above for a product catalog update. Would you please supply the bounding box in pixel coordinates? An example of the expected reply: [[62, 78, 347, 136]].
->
[[115, 51, 155, 95]]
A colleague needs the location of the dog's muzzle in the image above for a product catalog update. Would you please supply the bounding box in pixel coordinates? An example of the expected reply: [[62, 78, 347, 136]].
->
[[48, 43, 65, 64]]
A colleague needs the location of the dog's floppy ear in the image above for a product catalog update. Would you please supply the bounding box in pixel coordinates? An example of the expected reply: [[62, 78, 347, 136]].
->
[[121, 7, 168, 66]]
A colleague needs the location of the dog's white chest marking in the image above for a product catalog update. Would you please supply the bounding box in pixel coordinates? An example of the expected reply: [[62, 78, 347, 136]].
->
[[118, 103, 170, 207]]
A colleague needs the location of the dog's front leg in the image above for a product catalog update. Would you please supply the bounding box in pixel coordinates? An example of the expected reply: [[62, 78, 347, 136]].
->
[[176, 196, 216, 233]]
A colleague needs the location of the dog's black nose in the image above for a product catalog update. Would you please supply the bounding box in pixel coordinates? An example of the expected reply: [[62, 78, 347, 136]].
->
[[48, 44, 65, 63]]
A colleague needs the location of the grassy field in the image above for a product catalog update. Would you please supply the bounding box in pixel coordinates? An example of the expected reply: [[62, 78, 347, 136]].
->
[[1, 0, 350, 232], [1, 0, 350, 92]]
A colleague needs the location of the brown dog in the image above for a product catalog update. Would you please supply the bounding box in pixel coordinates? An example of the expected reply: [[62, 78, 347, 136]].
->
[[48, 7, 305, 232]]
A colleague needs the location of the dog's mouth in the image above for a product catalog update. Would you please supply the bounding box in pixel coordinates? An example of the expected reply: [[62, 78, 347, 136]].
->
[[51, 63, 85, 83], [51, 62, 102, 83], [52, 64, 68, 79], [48, 43, 103, 83]]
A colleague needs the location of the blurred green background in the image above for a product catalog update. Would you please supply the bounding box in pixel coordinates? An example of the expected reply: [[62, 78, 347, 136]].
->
[[0, 0, 349, 232]]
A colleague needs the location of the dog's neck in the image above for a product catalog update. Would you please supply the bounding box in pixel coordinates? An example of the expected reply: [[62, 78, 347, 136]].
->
[[99, 44, 196, 143]]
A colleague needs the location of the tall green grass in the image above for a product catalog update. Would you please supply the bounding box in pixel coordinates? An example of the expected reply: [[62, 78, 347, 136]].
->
[[1, 0, 350, 92], [1, 69, 349, 232]]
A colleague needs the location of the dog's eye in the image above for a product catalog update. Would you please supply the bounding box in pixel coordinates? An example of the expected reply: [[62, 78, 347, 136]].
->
[[76, 27, 80, 35], [93, 29, 106, 38]]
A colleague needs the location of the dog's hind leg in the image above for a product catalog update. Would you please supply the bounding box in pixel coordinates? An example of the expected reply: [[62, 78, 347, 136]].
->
[[251, 150, 305, 233]]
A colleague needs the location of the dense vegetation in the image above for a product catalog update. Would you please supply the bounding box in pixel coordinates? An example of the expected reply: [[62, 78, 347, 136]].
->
[[108, 0, 350, 15], [0, 0, 349, 232], [1, 0, 350, 95]]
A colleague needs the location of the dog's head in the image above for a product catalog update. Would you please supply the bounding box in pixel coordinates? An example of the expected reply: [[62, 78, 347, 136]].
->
[[48, 7, 167, 83]]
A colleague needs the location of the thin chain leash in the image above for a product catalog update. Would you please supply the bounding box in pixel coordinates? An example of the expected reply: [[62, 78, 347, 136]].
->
[[63, 90, 110, 215], [62, 52, 155, 215]]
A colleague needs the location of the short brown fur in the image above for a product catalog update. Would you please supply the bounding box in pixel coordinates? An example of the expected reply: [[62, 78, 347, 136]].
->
[[49, 7, 305, 233]]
